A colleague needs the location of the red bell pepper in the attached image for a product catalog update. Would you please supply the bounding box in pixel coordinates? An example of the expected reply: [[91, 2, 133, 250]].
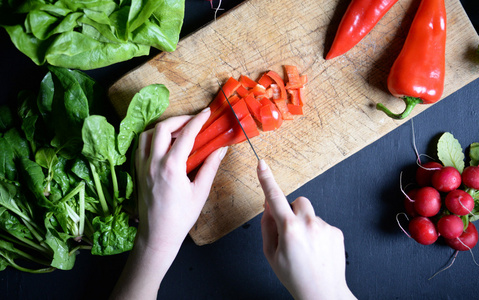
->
[[236, 85, 249, 98], [208, 77, 241, 112], [187, 114, 259, 173], [287, 104, 303, 115], [284, 65, 303, 89], [326, 0, 399, 60], [239, 75, 258, 88], [187, 66, 306, 173], [266, 71, 287, 101], [260, 102, 283, 131], [257, 72, 273, 88], [243, 94, 262, 121], [376, 0, 447, 119], [251, 84, 267, 96], [286, 89, 304, 115], [192, 99, 250, 153], [201, 94, 240, 131]]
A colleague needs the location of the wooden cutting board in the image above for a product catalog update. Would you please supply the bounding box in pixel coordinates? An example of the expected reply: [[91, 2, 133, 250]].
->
[[108, 0, 479, 245]]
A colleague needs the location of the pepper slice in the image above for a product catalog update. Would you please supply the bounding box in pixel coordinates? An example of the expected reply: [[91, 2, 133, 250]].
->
[[187, 114, 259, 173], [376, 0, 447, 119], [239, 75, 258, 88], [326, 0, 399, 60], [260, 100, 283, 131], [201, 94, 240, 131], [192, 99, 250, 153], [284, 65, 303, 89], [243, 94, 262, 121]]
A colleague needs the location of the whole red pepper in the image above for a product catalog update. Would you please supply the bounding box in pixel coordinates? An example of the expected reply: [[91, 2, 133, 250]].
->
[[377, 0, 447, 119], [326, 0, 399, 60]]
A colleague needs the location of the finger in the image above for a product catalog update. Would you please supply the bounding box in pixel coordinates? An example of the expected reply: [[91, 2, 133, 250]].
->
[[136, 128, 154, 172], [137, 128, 154, 160], [150, 115, 194, 164], [257, 159, 293, 221], [290, 196, 316, 218], [261, 201, 278, 258], [193, 146, 228, 198], [168, 108, 211, 163]]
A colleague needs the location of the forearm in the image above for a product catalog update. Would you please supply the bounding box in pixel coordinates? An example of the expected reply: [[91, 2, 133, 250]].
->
[[109, 237, 180, 300]]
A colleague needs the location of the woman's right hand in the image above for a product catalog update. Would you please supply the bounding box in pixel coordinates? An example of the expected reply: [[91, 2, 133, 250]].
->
[[257, 159, 356, 300]]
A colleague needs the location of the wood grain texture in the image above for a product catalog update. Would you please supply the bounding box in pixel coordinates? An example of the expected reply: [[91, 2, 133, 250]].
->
[[108, 0, 479, 245]]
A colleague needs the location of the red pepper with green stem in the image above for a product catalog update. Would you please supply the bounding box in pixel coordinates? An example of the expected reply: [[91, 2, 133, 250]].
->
[[326, 0, 399, 60], [376, 0, 447, 119]]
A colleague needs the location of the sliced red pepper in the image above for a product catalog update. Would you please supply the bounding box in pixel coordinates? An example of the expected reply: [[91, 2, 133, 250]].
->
[[243, 94, 262, 121], [274, 99, 294, 120], [284, 65, 303, 89], [192, 99, 250, 153], [187, 114, 259, 173], [376, 0, 446, 119], [259, 97, 272, 107], [266, 71, 287, 101], [257, 72, 273, 88], [208, 77, 241, 113], [201, 94, 240, 131], [287, 104, 303, 115], [239, 75, 258, 88], [287, 89, 303, 106], [251, 84, 266, 96], [236, 85, 249, 98], [260, 103, 283, 131]]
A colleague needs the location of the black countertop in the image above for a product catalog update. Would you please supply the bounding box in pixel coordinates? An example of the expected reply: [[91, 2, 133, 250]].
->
[[1, 0, 479, 299]]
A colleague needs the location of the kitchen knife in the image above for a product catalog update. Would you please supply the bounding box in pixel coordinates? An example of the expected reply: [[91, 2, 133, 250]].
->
[[217, 80, 260, 161]]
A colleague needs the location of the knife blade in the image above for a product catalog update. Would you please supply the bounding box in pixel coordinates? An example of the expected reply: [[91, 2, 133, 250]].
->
[[216, 79, 260, 161]]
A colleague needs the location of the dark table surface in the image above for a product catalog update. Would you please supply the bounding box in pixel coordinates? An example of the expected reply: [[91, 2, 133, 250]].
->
[[1, 0, 479, 299]]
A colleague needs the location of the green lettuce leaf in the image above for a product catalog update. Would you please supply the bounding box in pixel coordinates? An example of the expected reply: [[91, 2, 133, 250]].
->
[[0, 0, 185, 70]]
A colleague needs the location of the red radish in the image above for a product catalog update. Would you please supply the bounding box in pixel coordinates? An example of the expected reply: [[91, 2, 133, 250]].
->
[[404, 189, 418, 217], [445, 189, 474, 216], [409, 217, 438, 245], [437, 215, 464, 239], [462, 166, 479, 189], [414, 187, 441, 217], [416, 161, 442, 187], [445, 222, 478, 251], [431, 166, 461, 192]]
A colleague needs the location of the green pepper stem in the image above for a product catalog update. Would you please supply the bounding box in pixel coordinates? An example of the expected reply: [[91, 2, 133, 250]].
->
[[376, 96, 423, 119]]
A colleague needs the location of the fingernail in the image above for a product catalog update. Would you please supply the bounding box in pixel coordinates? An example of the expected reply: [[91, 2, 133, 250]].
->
[[201, 107, 211, 113], [219, 147, 228, 160], [258, 159, 268, 171]]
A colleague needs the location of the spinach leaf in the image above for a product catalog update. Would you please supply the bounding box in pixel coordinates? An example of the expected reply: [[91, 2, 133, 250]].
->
[[91, 212, 136, 255], [82, 116, 126, 166], [4, 128, 30, 159], [0, 137, 16, 181], [118, 84, 169, 155], [44, 213, 76, 270], [0, 106, 13, 132]]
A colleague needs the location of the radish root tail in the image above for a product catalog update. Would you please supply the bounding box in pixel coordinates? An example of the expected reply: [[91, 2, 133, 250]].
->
[[429, 250, 459, 280], [396, 212, 411, 238]]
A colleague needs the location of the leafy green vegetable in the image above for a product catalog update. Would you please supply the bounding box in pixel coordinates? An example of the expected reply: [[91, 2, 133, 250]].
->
[[0, 66, 169, 272], [0, 106, 13, 132], [91, 212, 136, 256], [469, 142, 479, 167], [437, 132, 465, 173], [118, 84, 169, 155], [0, 0, 185, 70]]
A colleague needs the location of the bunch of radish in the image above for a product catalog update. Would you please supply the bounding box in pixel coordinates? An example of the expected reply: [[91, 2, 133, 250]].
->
[[402, 132, 479, 252]]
